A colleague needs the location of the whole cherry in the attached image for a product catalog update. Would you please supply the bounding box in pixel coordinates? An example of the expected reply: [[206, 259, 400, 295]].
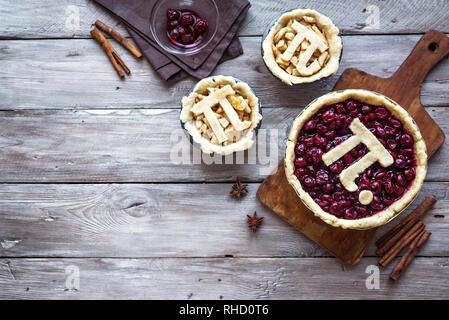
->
[[295, 143, 306, 155], [180, 14, 194, 26], [194, 19, 208, 34], [400, 133, 414, 147], [303, 176, 316, 188], [304, 120, 317, 131], [167, 9, 180, 20]]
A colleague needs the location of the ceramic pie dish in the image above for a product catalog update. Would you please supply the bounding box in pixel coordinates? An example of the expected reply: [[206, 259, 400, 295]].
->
[[285, 89, 427, 229], [180, 75, 263, 155], [262, 9, 342, 86]]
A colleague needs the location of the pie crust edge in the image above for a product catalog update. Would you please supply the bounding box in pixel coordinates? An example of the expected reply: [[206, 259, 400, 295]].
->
[[284, 89, 427, 229], [180, 75, 263, 155], [262, 9, 342, 86]]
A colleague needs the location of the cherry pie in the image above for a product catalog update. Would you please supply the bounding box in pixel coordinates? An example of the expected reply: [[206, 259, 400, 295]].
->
[[262, 9, 342, 85], [181, 76, 262, 155], [285, 90, 427, 229]]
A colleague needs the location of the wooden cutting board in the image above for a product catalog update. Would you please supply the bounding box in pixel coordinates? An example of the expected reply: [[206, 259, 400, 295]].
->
[[257, 30, 449, 265]]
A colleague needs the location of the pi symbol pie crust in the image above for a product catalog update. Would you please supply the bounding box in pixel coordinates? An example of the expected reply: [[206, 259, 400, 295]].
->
[[322, 118, 394, 205], [180, 76, 263, 156], [285, 90, 427, 230], [262, 9, 342, 85]]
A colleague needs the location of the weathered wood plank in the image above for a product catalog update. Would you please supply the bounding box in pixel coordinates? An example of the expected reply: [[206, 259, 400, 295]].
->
[[1, 257, 448, 299], [0, 182, 447, 258], [1, 36, 449, 109], [1, 0, 449, 39], [0, 107, 447, 182]]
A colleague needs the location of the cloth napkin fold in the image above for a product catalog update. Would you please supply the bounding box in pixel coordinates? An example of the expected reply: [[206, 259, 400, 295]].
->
[[93, 0, 250, 82]]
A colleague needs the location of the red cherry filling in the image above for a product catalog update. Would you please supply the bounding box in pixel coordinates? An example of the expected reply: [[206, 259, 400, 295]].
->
[[166, 8, 208, 46], [294, 99, 417, 220]]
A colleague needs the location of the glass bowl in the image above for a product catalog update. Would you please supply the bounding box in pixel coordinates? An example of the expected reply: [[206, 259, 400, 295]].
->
[[149, 0, 219, 55]]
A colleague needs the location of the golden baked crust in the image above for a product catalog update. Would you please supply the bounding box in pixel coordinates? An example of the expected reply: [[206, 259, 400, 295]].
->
[[262, 9, 342, 85], [180, 76, 262, 155], [285, 89, 427, 229]]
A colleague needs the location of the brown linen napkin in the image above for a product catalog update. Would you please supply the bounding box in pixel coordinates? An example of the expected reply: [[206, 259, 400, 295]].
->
[[93, 0, 250, 81]]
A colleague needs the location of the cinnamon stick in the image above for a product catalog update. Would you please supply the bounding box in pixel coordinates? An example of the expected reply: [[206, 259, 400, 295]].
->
[[390, 230, 431, 281], [376, 218, 418, 256], [375, 196, 436, 248], [91, 27, 130, 78], [378, 220, 425, 268], [95, 20, 142, 58]]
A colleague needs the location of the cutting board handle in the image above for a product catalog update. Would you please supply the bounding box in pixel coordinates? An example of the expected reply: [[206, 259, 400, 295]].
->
[[391, 30, 449, 91]]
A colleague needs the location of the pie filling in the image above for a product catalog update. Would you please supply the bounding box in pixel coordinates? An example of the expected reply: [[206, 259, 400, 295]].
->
[[293, 99, 417, 220]]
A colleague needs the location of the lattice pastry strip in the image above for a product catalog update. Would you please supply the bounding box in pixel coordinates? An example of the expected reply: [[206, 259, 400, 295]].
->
[[191, 85, 252, 144], [273, 16, 330, 77]]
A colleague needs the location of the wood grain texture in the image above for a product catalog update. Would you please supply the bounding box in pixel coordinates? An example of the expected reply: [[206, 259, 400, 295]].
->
[[1, 0, 449, 300], [0, 182, 447, 258], [0, 107, 448, 183], [1, 0, 449, 39], [1, 36, 449, 110], [257, 163, 375, 265], [1, 257, 448, 299], [334, 31, 449, 157]]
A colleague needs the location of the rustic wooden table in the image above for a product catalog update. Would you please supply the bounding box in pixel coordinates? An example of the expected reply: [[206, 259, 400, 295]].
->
[[1, 0, 448, 299]]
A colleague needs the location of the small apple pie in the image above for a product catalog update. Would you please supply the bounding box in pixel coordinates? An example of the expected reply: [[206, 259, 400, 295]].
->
[[180, 76, 262, 155], [262, 9, 342, 85]]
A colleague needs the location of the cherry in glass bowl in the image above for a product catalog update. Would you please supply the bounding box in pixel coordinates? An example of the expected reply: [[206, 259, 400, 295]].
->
[[150, 0, 219, 55]]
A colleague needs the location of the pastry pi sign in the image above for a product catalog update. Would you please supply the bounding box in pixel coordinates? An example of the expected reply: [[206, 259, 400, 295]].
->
[[322, 118, 394, 205], [281, 20, 328, 76], [191, 85, 251, 144]]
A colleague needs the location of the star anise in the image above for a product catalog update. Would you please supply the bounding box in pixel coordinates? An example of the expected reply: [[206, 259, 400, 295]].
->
[[230, 178, 248, 199], [247, 211, 264, 233]]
